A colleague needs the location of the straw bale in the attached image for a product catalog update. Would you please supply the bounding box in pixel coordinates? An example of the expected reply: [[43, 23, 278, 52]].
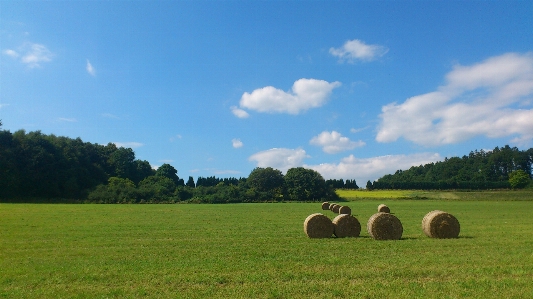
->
[[422, 210, 460, 238], [329, 203, 336, 211], [303, 213, 334, 238], [338, 205, 352, 215], [377, 204, 390, 213], [321, 202, 330, 210], [332, 214, 361, 238], [332, 204, 341, 214], [367, 212, 403, 240]]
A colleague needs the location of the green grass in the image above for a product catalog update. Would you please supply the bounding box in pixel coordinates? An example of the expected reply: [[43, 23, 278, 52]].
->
[[1, 201, 533, 298], [336, 189, 533, 201]]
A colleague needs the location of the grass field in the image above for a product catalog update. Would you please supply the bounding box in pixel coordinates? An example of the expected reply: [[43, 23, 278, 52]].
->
[[336, 189, 533, 201], [1, 200, 533, 298]]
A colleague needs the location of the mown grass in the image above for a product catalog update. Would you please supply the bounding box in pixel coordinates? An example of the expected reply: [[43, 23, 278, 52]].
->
[[1, 200, 532, 298], [336, 189, 533, 201]]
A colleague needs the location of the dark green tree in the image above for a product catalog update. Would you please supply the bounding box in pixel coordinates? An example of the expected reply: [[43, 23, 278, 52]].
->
[[186, 176, 196, 188], [247, 167, 284, 193], [366, 180, 374, 190], [155, 163, 179, 185], [284, 167, 328, 201]]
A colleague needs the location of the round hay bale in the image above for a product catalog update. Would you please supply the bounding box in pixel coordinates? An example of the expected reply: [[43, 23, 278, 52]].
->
[[367, 212, 403, 240], [422, 210, 460, 238], [377, 204, 390, 213], [321, 202, 330, 210], [303, 213, 334, 238], [332, 214, 361, 238], [338, 205, 351, 215], [332, 204, 341, 214], [329, 203, 336, 211]]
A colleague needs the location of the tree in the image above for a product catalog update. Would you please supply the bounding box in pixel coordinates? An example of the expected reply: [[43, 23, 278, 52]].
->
[[509, 170, 530, 189], [284, 167, 328, 201], [186, 176, 196, 188], [247, 167, 284, 192], [366, 180, 374, 190], [155, 163, 179, 185]]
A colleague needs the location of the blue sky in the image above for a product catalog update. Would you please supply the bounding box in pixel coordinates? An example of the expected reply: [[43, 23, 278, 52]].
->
[[1, 1, 532, 185]]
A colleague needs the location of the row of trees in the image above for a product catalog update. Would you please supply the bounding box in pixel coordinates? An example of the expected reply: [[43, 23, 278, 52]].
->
[[369, 146, 533, 190], [87, 166, 340, 204], [0, 126, 344, 202]]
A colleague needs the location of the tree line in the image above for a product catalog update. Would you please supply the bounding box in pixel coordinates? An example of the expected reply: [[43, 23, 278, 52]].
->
[[0, 126, 349, 203], [368, 146, 533, 190]]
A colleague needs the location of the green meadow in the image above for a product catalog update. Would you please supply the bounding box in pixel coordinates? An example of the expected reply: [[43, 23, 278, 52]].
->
[[1, 198, 533, 298]]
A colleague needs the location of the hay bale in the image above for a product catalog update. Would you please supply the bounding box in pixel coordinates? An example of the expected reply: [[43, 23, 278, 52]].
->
[[303, 213, 334, 238], [332, 214, 361, 238], [377, 204, 390, 213], [367, 212, 403, 240], [422, 210, 460, 238], [329, 203, 337, 212], [338, 205, 351, 215], [332, 204, 341, 214], [321, 202, 330, 210]]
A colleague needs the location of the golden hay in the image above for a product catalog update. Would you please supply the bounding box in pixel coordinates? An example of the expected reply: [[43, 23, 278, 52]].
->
[[377, 204, 390, 213], [332, 214, 361, 238], [332, 204, 341, 214], [422, 210, 460, 238], [303, 213, 334, 238], [338, 205, 352, 215], [367, 212, 403, 240], [321, 202, 330, 210]]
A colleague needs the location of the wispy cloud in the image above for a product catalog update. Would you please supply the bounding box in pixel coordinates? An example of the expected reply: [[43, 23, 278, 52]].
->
[[113, 142, 144, 148], [236, 78, 341, 115], [86, 59, 96, 76], [330, 39, 388, 63], [101, 113, 121, 119], [0, 104, 10, 109], [169, 134, 182, 142], [58, 117, 77, 122], [232, 138, 243, 148], [377, 52, 533, 147], [350, 127, 368, 134], [309, 131, 365, 154], [249, 148, 309, 173], [231, 106, 250, 118], [3, 42, 53, 68]]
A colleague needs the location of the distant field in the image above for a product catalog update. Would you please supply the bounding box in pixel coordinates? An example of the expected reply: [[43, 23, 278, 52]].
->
[[336, 189, 533, 201], [1, 201, 532, 298]]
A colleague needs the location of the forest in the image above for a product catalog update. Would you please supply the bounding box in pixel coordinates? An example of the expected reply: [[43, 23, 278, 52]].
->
[[1, 123, 531, 203], [0, 126, 346, 203], [369, 146, 533, 190]]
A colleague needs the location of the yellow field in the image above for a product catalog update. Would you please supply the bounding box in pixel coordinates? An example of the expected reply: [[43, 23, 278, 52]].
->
[[335, 189, 532, 201]]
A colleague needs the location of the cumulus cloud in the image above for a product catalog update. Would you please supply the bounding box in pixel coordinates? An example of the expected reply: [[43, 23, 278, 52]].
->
[[232, 138, 243, 148], [307, 152, 442, 184], [248, 148, 309, 173], [329, 39, 388, 63], [237, 78, 341, 115], [2, 49, 19, 58], [86, 59, 96, 76], [310, 131, 365, 154], [377, 52, 533, 146], [231, 106, 250, 118], [113, 142, 144, 148]]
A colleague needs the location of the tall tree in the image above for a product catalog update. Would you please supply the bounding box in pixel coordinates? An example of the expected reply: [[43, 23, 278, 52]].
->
[[155, 163, 180, 186], [284, 167, 328, 201]]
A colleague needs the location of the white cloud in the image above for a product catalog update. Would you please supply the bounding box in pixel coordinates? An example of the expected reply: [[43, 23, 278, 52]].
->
[[350, 127, 368, 133], [329, 39, 388, 63], [307, 152, 442, 184], [58, 117, 77, 122], [231, 106, 250, 118], [232, 138, 243, 148], [238, 78, 341, 115], [249, 148, 309, 173], [2, 49, 19, 58], [113, 142, 144, 148], [309, 131, 365, 154], [3, 43, 53, 68], [86, 59, 96, 76], [377, 52, 533, 146], [169, 134, 182, 142]]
